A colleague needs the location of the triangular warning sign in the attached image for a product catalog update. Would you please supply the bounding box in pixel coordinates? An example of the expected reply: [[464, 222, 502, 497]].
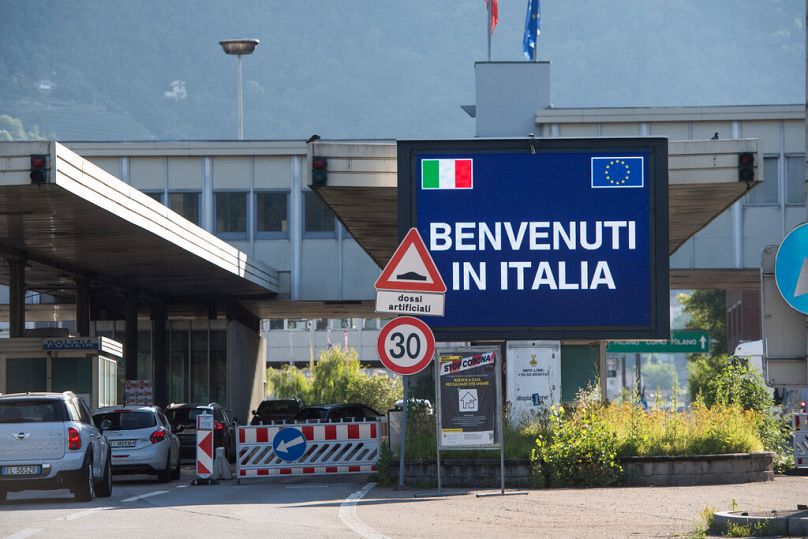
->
[[375, 228, 446, 293]]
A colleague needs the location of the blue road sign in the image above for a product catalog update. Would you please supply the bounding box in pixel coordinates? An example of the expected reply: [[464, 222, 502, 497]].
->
[[397, 138, 669, 341], [775, 222, 808, 315], [272, 427, 307, 462]]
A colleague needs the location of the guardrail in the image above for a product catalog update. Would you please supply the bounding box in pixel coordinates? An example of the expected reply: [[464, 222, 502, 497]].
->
[[235, 419, 381, 482]]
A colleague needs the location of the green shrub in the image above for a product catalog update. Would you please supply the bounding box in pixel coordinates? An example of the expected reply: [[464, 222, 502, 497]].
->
[[705, 362, 772, 412], [531, 404, 623, 487]]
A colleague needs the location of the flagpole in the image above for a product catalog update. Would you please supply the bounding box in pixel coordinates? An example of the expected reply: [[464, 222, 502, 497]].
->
[[487, 0, 492, 61]]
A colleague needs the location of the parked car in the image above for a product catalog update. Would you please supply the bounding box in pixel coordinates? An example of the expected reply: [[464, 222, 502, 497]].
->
[[294, 403, 381, 422], [165, 403, 236, 462], [0, 392, 112, 502], [92, 406, 181, 482], [250, 399, 303, 425], [394, 399, 434, 415]]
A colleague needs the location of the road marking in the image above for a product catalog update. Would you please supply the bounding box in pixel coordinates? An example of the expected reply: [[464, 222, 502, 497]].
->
[[338, 482, 387, 539], [176, 485, 189, 488], [64, 506, 113, 521], [286, 485, 330, 489], [121, 490, 169, 502], [4, 529, 42, 539]]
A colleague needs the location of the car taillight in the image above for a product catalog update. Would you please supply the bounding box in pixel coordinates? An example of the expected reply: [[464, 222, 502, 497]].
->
[[214, 421, 224, 431], [150, 429, 166, 444], [67, 427, 81, 450]]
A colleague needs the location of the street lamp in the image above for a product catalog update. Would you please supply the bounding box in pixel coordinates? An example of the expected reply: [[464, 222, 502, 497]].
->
[[219, 38, 260, 140]]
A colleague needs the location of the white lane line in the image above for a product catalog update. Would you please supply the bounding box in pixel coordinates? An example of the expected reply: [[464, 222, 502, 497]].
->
[[121, 490, 169, 503], [4, 529, 42, 539], [175, 485, 189, 488], [338, 482, 387, 539], [64, 506, 113, 521], [286, 485, 330, 489]]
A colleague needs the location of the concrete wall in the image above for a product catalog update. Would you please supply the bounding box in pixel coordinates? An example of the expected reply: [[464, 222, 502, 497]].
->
[[228, 319, 264, 423]]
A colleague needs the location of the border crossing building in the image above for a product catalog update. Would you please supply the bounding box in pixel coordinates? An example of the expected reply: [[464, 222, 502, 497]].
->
[[0, 61, 800, 413]]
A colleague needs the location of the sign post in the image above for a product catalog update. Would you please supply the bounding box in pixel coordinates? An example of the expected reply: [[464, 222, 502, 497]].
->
[[375, 228, 445, 489], [435, 347, 504, 494]]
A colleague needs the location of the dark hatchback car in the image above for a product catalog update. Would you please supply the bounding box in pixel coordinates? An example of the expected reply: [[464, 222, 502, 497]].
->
[[294, 403, 381, 422], [250, 399, 302, 425], [165, 403, 236, 462]]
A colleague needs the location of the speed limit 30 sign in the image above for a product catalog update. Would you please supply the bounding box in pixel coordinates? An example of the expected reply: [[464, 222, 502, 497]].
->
[[377, 316, 435, 375]]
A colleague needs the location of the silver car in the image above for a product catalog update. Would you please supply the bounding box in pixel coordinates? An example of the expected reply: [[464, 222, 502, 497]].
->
[[0, 392, 112, 502], [92, 406, 181, 482]]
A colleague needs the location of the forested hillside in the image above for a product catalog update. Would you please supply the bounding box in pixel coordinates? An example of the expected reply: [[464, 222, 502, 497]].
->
[[0, 0, 803, 141]]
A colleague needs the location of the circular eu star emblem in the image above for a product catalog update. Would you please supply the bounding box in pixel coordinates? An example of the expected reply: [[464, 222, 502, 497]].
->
[[604, 160, 631, 185]]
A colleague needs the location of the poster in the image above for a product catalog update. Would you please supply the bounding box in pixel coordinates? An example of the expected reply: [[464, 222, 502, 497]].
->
[[125, 379, 153, 405], [438, 350, 497, 447]]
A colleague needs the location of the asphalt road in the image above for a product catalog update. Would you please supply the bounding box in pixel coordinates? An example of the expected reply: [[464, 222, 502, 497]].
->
[[1, 468, 806, 538]]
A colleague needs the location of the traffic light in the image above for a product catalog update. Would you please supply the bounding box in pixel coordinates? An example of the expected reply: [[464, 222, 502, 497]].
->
[[738, 152, 755, 182], [30, 154, 48, 185], [312, 156, 328, 186]]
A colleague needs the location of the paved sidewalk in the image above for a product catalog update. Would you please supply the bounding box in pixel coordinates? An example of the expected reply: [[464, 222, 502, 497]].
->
[[359, 475, 808, 538]]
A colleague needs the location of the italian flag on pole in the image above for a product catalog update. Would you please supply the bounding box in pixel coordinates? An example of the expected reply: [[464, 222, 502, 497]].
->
[[421, 159, 473, 189]]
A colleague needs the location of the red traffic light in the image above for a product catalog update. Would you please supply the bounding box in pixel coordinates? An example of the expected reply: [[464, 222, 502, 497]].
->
[[30, 154, 48, 184], [738, 152, 755, 182], [312, 157, 327, 170]]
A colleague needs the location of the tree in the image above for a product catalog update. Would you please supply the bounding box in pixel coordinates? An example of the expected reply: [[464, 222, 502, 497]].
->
[[0, 114, 42, 141], [266, 347, 402, 413], [678, 289, 727, 400]]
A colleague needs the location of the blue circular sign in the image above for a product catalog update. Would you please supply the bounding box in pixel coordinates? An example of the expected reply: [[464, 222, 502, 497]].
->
[[272, 427, 307, 462], [775, 223, 808, 315]]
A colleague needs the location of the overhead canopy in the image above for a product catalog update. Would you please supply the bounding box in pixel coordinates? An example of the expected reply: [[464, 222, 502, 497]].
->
[[0, 141, 278, 318], [307, 138, 762, 290]]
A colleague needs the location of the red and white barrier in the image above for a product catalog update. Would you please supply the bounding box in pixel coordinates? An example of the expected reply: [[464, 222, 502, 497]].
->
[[793, 413, 808, 468], [196, 413, 214, 481], [236, 420, 381, 482]]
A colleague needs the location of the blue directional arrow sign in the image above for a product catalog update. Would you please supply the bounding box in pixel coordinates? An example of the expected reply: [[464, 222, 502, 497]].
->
[[272, 427, 307, 462], [775, 223, 808, 315]]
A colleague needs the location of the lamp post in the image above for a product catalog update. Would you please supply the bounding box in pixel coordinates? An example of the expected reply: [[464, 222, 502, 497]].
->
[[219, 38, 260, 140]]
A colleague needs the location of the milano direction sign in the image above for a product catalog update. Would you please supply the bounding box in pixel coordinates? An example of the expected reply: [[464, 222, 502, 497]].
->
[[607, 330, 711, 354], [397, 138, 670, 340]]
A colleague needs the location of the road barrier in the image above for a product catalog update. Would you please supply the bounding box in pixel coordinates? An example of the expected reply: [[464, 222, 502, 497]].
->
[[794, 413, 808, 468], [236, 420, 381, 482]]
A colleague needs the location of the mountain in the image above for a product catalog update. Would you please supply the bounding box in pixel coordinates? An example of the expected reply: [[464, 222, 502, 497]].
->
[[0, 0, 803, 141]]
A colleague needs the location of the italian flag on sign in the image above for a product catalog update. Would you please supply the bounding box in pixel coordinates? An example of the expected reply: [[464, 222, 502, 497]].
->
[[421, 159, 473, 189]]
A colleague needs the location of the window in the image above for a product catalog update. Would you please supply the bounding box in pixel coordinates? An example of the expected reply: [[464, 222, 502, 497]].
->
[[745, 156, 778, 205], [331, 318, 355, 330], [314, 318, 328, 331], [304, 191, 336, 237], [169, 192, 200, 225], [215, 192, 247, 236], [786, 155, 805, 205], [144, 191, 164, 204], [287, 319, 308, 330], [362, 318, 378, 330], [256, 191, 289, 237], [268, 319, 284, 330]]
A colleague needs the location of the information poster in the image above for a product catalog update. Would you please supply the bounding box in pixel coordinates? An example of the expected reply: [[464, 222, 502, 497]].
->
[[125, 379, 153, 405], [438, 350, 497, 447]]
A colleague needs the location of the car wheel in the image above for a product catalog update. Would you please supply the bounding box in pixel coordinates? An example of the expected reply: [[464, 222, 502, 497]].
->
[[170, 452, 181, 481], [157, 453, 172, 483], [74, 454, 95, 502], [95, 451, 113, 498]]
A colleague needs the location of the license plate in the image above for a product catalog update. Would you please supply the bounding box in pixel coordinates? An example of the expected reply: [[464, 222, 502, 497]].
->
[[110, 440, 136, 448], [2, 465, 41, 476]]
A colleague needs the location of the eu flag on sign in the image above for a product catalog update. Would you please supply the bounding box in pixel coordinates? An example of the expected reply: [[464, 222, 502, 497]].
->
[[522, 0, 541, 60], [591, 157, 645, 188]]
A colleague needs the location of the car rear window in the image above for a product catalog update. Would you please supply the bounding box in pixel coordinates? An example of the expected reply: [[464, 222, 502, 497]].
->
[[0, 400, 66, 423], [295, 408, 328, 420], [166, 407, 209, 426], [93, 411, 156, 430], [258, 401, 300, 414]]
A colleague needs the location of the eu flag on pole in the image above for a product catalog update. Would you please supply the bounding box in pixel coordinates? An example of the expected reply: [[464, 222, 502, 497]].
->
[[591, 157, 645, 188], [522, 0, 541, 60]]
